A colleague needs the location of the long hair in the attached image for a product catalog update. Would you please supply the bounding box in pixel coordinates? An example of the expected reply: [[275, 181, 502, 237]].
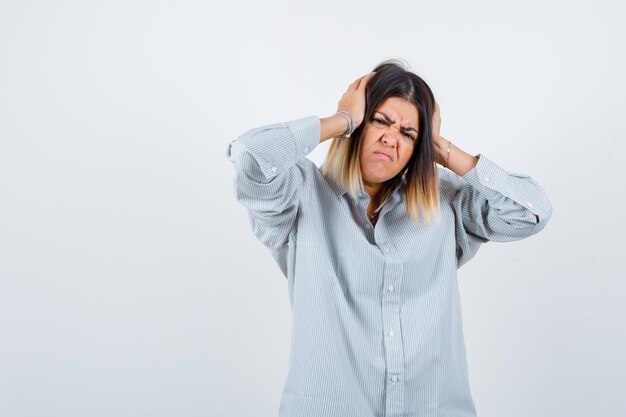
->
[[321, 59, 440, 225]]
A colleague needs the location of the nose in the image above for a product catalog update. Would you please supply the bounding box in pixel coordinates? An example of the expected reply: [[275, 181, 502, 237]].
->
[[382, 126, 401, 145]]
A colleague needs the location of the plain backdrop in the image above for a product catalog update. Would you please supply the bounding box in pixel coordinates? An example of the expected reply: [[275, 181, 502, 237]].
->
[[1, 1, 625, 416]]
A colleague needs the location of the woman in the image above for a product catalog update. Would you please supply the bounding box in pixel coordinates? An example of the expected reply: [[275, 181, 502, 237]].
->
[[226, 60, 552, 417]]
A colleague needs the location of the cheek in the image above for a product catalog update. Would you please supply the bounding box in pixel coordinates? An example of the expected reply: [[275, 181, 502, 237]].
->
[[399, 146, 415, 165], [358, 133, 376, 160], [360, 130, 376, 148]]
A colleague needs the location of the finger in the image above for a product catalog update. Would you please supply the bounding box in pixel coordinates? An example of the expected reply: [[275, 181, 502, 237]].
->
[[357, 72, 376, 90], [348, 77, 363, 90], [354, 72, 375, 90], [349, 72, 374, 90]]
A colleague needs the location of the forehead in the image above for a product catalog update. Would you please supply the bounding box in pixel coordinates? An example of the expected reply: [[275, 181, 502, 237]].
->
[[375, 97, 419, 128]]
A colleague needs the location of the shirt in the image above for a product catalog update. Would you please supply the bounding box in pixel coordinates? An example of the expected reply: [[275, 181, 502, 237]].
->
[[226, 115, 553, 417]]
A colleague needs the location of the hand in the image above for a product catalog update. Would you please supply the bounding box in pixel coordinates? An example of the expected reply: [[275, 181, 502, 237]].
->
[[432, 100, 441, 140], [431, 100, 448, 166], [336, 72, 376, 129], [430, 100, 478, 173]]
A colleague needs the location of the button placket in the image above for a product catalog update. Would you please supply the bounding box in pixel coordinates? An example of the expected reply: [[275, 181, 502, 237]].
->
[[381, 256, 405, 417]]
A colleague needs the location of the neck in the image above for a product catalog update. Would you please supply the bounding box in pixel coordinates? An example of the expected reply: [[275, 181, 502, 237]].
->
[[363, 180, 381, 203], [363, 183, 382, 216]]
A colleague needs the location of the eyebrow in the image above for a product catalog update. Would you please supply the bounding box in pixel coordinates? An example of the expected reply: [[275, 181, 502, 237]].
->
[[375, 111, 418, 133]]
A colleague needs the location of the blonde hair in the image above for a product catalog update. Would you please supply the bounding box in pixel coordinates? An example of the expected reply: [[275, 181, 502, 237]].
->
[[322, 59, 441, 225], [321, 137, 441, 226]]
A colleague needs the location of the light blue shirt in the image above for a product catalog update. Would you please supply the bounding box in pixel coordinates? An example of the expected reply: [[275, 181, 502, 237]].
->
[[226, 115, 552, 417]]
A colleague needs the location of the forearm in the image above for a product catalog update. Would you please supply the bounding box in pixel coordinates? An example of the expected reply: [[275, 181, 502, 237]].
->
[[435, 135, 478, 176], [227, 115, 319, 183], [319, 114, 350, 143]]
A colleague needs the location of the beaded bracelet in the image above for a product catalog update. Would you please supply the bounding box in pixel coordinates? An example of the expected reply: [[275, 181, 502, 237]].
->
[[334, 111, 354, 141]]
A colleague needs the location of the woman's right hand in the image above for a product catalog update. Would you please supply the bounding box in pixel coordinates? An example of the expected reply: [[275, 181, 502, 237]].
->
[[337, 72, 376, 129]]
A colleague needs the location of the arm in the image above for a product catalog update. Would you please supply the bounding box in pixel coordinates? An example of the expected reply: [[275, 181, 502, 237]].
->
[[449, 152, 553, 268], [226, 72, 376, 251], [226, 116, 320, 250], [225, 112, 356, 248], [450, 153, 553, 241], [431, 101, 551, 232], [430, 102, 553, 267]]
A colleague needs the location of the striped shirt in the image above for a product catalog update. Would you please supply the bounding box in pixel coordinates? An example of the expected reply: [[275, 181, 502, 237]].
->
[[226, 115, 552, 417]]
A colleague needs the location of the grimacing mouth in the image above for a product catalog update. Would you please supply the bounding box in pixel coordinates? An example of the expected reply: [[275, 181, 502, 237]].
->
[[373, 149, 393, 161]]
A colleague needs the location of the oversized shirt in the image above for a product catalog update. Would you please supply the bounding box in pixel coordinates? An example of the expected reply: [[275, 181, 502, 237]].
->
[[226, 115, 553, 417]]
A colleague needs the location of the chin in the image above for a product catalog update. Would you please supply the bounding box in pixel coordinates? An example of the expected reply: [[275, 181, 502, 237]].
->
[[362, 163, 396, 184], [364, 172, 391, 184]]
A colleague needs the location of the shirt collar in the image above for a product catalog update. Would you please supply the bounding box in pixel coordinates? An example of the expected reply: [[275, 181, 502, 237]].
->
[[322, 163, 404, 203], [326, 174, 348, 198], [389, 181, 403, 203]]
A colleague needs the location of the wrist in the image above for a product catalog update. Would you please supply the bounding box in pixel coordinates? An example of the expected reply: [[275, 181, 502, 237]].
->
[[434, 135, 450, 165], [334, 110, 355, 141], [320, 114, 350, 143], [437, 137, 478, 175]]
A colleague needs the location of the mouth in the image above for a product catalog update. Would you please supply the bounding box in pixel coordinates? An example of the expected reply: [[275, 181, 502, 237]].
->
[[374, 151, 392, 162]]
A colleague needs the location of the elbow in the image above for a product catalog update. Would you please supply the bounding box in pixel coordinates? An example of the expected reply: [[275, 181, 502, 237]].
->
[[536, 195, 554, 224], [530, 200, 553, 234]]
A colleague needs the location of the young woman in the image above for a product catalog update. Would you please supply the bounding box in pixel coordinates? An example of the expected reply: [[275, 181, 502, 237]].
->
[[226, 60, 552, 417]]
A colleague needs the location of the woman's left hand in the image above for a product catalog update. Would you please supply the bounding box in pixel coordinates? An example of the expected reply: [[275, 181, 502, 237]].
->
[[431, 100, 448, 166]]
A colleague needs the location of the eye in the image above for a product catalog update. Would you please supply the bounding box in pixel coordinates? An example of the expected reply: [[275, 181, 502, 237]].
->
[[370, 117, 387, 126], [371, 116, 416, 141]]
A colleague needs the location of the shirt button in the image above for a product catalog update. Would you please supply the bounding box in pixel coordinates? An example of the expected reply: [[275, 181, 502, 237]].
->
[[483, 176, 490, 183], [390, 376, 399, 382], [271, 166, 277, 173], [387, 285, 394, 292], [365, 223, 371, 229], [388, 330, 395, 337], [527, 202, 534, 208], [304, 145, 310, 153]]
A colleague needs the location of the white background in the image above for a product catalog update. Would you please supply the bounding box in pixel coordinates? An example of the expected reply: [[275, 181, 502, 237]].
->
[[1, 1, 624, 416]]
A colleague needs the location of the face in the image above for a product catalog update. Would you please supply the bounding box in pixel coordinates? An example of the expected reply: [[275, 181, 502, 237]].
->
[[358, 96, 419, 187]]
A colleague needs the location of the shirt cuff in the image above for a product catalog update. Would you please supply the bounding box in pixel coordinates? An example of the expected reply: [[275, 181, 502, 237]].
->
[[226, 115, 320, 181], [460, 154, 551, 223], [460, 153, 508, 200], [285, 115, 320, 161]]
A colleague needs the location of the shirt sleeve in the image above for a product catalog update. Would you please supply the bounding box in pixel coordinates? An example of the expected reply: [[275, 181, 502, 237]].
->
[[226, 115, 321, 251], [452, 154, 553, 267]]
